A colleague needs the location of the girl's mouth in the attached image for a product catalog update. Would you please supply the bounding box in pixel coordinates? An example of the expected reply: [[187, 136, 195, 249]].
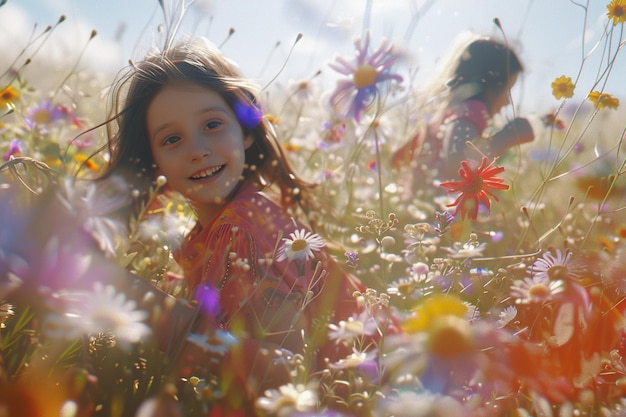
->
[[190, 165, 225, 180]]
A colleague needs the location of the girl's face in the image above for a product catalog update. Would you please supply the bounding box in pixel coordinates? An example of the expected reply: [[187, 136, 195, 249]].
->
[[487, 73, 518, 116], [147, 83, 254, 224]]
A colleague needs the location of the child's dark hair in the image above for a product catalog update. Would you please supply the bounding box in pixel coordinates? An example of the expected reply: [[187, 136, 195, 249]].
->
[[446, 38, 522, 106], [100, 37, 315, 223]]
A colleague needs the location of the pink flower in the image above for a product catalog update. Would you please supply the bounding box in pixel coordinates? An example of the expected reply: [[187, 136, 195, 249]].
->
[[3, 138, 22, 160]]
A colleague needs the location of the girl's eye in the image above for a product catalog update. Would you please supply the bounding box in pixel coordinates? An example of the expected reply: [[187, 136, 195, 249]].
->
[[205, 120, 222, 130], [163, 135, 181, 145]]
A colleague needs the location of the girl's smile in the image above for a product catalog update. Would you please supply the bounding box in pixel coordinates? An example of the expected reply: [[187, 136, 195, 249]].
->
[[147, 83, 254, 225], [189, 164, 225, 181]]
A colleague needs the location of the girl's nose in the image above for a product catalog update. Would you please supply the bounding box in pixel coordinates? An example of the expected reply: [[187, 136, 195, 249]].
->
[[190, 135, 210, 161]]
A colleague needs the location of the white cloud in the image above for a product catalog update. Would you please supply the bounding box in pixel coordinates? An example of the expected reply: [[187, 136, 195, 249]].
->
[[0, 3, 123, 81]]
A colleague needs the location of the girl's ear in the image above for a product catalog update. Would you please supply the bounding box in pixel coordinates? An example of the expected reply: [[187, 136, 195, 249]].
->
[[243, 133, 254, 150]]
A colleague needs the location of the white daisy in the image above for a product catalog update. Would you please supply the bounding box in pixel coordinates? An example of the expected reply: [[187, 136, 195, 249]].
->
[[327, 311, 378, 346], [186, 329, 239, 356], [530, 248, 584, 281], [276, 228, 325, 262], [510, 276, 565, 305], [497, 305, 518, 328], [256, 382, 318, 416], [47, 282, 151, 349], [328, 351, 369, 370]]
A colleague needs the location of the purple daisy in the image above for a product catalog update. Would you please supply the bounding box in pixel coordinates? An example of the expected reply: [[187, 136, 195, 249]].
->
[[24, 101, 65, 130], [328, 31, 403, 122]]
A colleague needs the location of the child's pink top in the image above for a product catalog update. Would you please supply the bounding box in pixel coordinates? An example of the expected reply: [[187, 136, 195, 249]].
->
[[175, 182, 378, 364]]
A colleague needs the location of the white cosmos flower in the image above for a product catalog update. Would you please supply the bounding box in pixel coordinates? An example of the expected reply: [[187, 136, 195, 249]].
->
[[497, 305, 518, 328], [328, 311, 378, 346], [256, 382, 318, 417], [45, 282, 151, 350], [276, 228, 325, 262], [186, 329, 239, 356]]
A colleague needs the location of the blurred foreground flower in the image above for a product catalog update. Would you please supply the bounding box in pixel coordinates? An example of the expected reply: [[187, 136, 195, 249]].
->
[[551, 75, 575, 99], [45, 282, 151, 349], [58, 176, 130, 256], [588, 90, 620, 110], [439, 157, 510, 220], [328, 31, 403, 121]]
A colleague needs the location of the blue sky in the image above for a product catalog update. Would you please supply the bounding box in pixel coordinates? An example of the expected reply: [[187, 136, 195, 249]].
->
[[1, 0, 624, 113]]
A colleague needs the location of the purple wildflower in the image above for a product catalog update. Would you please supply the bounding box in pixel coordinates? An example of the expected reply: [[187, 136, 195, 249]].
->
[[3, 138, 22, 160], [24, 101, 64, 130], [328, 31, 403, 121]]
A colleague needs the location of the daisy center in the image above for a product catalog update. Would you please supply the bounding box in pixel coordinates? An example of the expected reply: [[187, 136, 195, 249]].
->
[[547, 265, 568, 280], [291, 238, 308, 252], [353, 65, 378, 88], [528, 283, 550, 300], [397, 281, 416, 296], [33, 109, 53, 125], [615, 6, 624, 16]]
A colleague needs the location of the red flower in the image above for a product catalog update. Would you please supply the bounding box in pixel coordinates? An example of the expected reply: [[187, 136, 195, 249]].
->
[[439, 157, 510, 220]]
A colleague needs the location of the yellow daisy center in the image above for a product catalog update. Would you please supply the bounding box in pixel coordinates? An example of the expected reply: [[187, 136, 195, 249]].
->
[[33, 109, 53, 125], [397, 281, 416, 296], [291, 238, 308, 252], [353, 65, 378, 88], [528, 283, 550, 299], [614, 6, 624, 16]]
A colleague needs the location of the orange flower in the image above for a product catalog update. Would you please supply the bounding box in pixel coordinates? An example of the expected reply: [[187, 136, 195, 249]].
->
[[439, 157, 510, 220], [588, 90, 620, 110], [0, 85, 19, 107], [607, 0, 626, 25], [551, 75, 575, 99]]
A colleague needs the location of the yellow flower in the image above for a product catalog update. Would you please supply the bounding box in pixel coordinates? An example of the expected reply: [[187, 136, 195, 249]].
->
[[283, 142, 300, 152], [402, 294, 468, 333], [74, 153, 100, 171], [588, 90, 620, 110], [551, 75, 575, 99], [607, 0, 626, 25], [0, 85, 19, 107]]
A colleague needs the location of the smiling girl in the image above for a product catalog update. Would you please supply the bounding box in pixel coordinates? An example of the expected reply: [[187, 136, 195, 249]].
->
[[99, 37, 395, 411]]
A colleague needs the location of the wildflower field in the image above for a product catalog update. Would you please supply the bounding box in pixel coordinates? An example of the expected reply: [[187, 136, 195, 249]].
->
[[1, 1, 626, 416]]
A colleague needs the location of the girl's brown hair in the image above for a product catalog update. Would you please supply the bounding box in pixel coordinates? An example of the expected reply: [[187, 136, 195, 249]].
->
[[100, 37, 315, 223]]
